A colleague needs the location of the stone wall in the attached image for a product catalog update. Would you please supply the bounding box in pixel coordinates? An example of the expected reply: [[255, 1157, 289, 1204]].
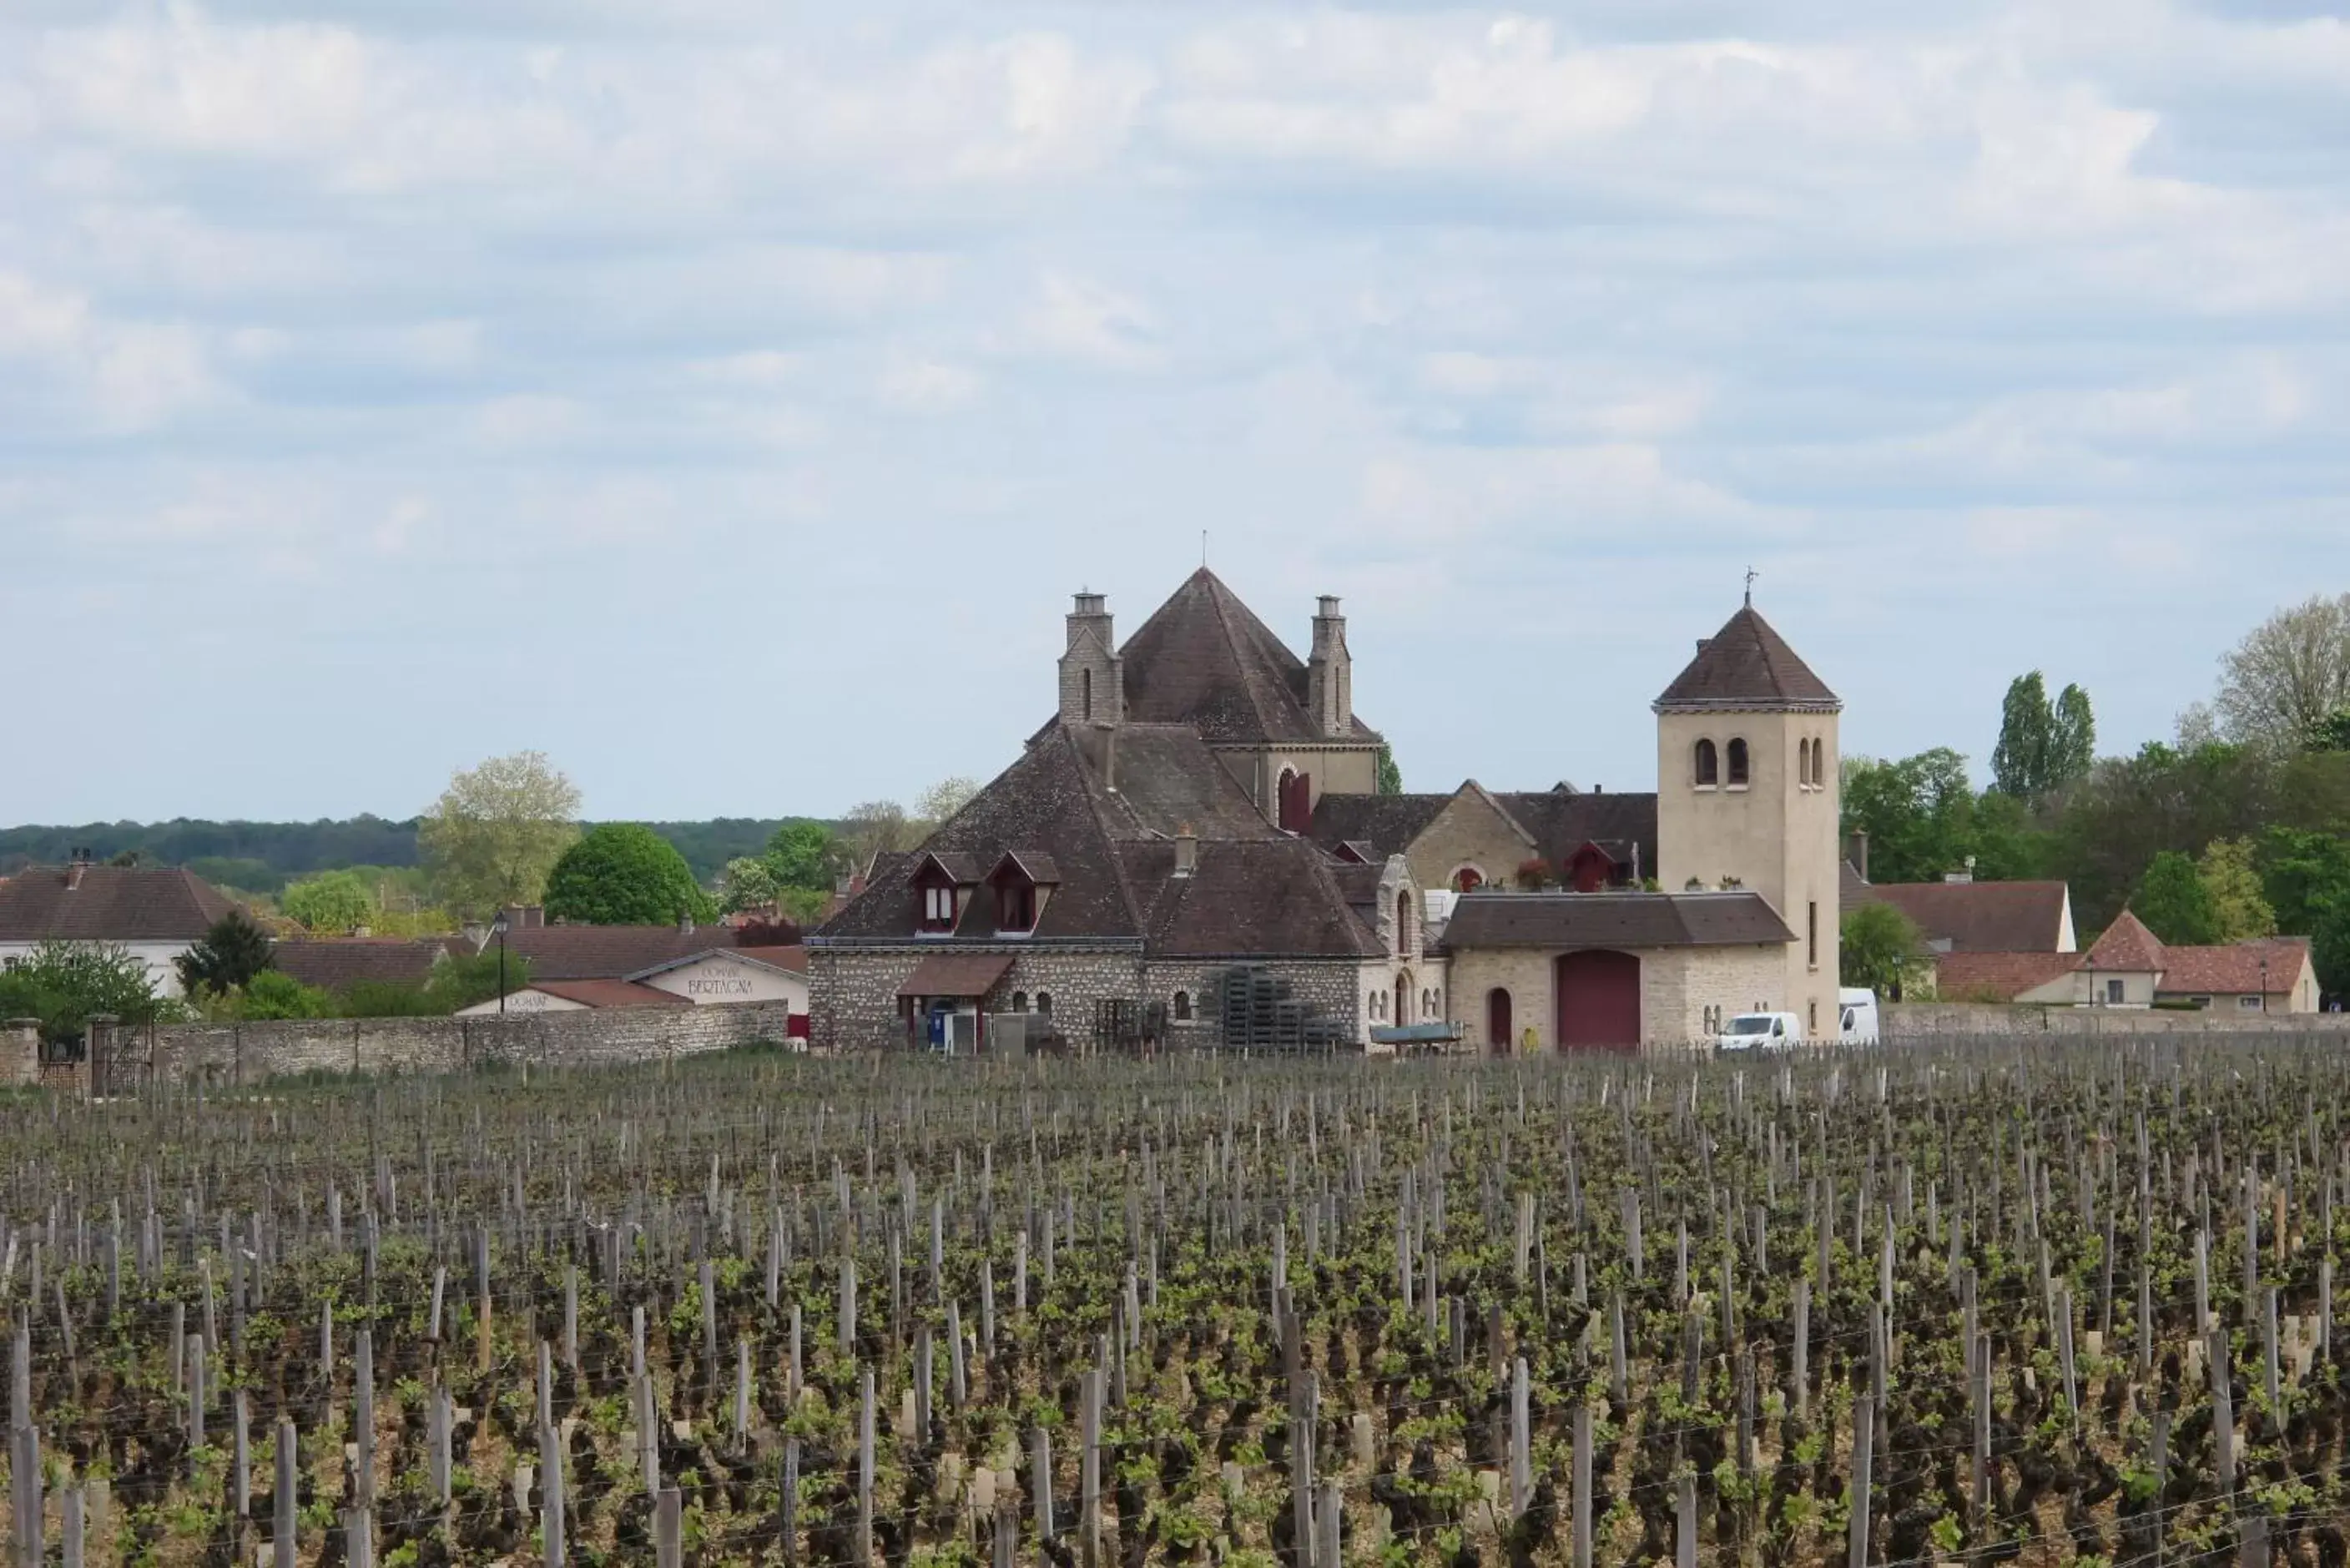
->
[[1406, 789, 1534, 898], [3, 1020, 38, 1087], [811, 944, 1372, 1051], [1886, 1002, 2350, 1038], [85, 1001, 794, 1090], [1641, 945, 1788, 1041]]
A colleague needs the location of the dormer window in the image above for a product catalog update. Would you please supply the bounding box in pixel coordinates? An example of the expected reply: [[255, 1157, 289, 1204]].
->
[[1694, 739, 1719, 788], [919, 881, 956, 932], [1727, 738, 1750, 788], [986, 851, 1058, 936]]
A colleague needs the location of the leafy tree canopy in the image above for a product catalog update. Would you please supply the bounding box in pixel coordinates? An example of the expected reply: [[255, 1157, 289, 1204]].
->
[[764, 821, 837, 891], [0, 940, 177, 1042], [2133, 850, 2220, 945], [543, 823, 715, 926], [1840, 902, 1925, 1000], [281, 870, 376, 934], [719, 856, 781, 915], [1375, 744, 1404, 796], [418, 750, 582, 919], [2197, 837, 2276, 943], [176, 910, 275, 998]]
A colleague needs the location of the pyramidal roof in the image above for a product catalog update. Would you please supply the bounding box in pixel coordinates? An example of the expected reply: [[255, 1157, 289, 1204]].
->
[[2081, 908, 2166, 972], [1653, 603, 1839, 713], [1113, 567, 1382, 746]]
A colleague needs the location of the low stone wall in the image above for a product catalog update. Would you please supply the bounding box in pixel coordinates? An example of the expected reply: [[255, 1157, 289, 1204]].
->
[[1887, 1002, 2350, 1038], [88, 1001, 794, 1090]]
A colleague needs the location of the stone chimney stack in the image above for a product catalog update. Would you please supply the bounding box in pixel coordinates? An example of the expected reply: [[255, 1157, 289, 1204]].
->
[[1848, 829, 1869, 884], [1059, 591, 1124, 729], [1306, 595, 1352, 738]]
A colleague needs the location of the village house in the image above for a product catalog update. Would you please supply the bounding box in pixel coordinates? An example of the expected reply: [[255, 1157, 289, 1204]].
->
[[0, 855, 235, 998], [1934, 908, 2319, 1014]]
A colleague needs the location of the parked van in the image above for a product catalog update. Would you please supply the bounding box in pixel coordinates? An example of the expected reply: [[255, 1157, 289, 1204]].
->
[[1838, 988, 1881, 1044], [1716, 1011, 1803, 1051]]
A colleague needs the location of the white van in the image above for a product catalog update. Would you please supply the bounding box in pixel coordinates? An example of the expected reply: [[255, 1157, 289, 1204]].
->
[[1717, 1011, 1803, 1051], [1838, 988, 1881, 1044]]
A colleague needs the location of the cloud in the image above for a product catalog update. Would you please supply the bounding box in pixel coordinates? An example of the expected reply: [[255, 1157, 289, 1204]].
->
[[2, 0, 2347, 819]]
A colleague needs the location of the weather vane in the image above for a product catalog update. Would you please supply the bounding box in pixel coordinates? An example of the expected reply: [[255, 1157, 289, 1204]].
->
[[1743, 566, 1758, 607]]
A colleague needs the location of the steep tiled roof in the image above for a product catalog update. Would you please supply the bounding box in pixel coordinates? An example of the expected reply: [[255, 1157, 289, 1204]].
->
[[1436, 891, 1793, 950], [272, 938, 445, 992], [1857, 881, 2072, 954], [2157, 937, 2311, 996], [1933, 951, 2081, 1001], [1494, 789, 1660, 880], [1305, 794, 1457, 858], [1110, 568, 1382, 745], [0, 865, 236, 942], [472, 925, 744, 981], [1654, 606, 1839, 712], [817, 721, 1379, 958], [2081, 909, 2166, 972]]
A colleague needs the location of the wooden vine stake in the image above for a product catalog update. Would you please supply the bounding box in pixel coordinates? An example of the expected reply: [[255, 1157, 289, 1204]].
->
[[1848, 1394, 1874, 1568]]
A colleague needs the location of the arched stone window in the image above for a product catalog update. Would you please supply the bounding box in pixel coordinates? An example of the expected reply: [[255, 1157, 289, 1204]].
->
[[1172, 991, 1192, 1021], [1694, 739, 1719, 787], [1011, 991, 1028, 1013], [1727, 738, 1750, 788], [1082, 668, 1093, 723], [1452, 866, 1485, 893], [1395, 890, 1415, 956], [1036, 991, 1052, 1017]]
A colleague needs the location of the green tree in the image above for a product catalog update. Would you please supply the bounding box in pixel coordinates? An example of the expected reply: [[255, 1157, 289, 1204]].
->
[[1841, 902, 1926, 999], [2134, 850, 2220, 945], [2050, 683, 2096, 790], [176, 910, 275, 997], [1841, 749, 1977, 885], [840, 800, 916, 871], [764, 822, 838, 890], [235, 969, 333, 1020], [543, 824, 716, 926], [1375, 744, 1404, 795], [418, 750, 582, 918], [2314, 903, 2350, 1002], [281, 870, 376, 934], [2257, 827, 2350, 935], [2196, 838, 2277, 942], [2046, 742, 2275, 927], [719, 856, 782, 915], [2310, 708, 2350, 754], [0, 940, 174, 1042], [1991, 672, 2056, 800], [2215, 592, 2350, 745]]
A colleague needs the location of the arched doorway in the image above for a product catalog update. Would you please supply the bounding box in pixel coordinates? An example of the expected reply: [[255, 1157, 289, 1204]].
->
[[1485, 988, 1512, 1055], [1556, 950, 1640, 1051]]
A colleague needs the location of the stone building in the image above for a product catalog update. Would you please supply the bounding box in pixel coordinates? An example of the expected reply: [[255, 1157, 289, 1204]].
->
[[810, 571, 1428, 1051], [810, 572, 1845, 1051]]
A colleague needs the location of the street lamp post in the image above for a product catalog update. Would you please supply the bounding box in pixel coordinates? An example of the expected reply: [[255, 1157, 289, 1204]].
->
[[2261, 952, 2269, 1015], [491, 911, 511, 1015]]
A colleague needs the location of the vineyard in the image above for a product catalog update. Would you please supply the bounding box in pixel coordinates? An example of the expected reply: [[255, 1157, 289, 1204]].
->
[[5, 1039, 2349, 1567]]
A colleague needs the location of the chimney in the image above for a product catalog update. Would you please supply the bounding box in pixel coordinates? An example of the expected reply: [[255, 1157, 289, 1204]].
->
[[522, 905, 544, 930], [1307, 595, 1353, 738], [65, 850, 87, 892], [1174, 824, 1198, 878], [678, 910, 696, 936], [1943, 855, 1977, 886], [1059, 590, 1124, 729], [1848, 829, 1869, 883], [1696, 638, 1712, 653]]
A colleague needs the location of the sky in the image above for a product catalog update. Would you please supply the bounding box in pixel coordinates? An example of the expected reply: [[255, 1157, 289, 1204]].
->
[[3, 0, 2347, 825]]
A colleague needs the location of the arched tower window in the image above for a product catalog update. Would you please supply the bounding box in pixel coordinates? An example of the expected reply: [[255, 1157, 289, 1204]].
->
[[1727, 738, 1750, 787], [1693, 739, 1719, 787], [1082, 668, 1093, 723], [1395, 890, 1414, 956], [1797, 738, 1811, 788]]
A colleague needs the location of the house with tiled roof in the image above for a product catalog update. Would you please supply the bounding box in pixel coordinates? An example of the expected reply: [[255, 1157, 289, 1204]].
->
[[1934, 907, 2320, 1012], [813, 574, 1844, 1051], [0, 855, 238, 998]]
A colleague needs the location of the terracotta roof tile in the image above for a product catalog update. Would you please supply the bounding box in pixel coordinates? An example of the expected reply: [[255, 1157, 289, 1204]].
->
[[2081, 909, 2166, 972], [1931, 950, 2081, 1001], [2156, 937, 2311, 996], [271, 938, 445, 992], [529, 979, 693, 1009], [486, 925, 744, 981]]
